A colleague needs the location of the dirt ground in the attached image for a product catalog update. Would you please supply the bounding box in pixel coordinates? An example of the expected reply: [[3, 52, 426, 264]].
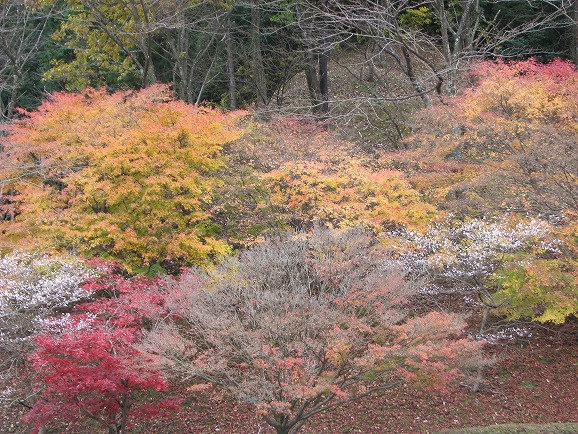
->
[[4, 318, 577, 434]]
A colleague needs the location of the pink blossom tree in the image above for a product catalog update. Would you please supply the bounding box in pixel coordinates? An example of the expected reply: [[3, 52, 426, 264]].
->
[[146, 227, 479, 434]]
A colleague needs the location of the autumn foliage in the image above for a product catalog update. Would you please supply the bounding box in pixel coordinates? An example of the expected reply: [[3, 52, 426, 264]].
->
[[3, 94, 437, 268], [24, 261, 177, 434], [211, 118, 436, 248], [399, 58, 578, 324], [264, 159, 435, 231], [494, 217, 578, 324], [2, 59, 577, 433], [2, 85, 245, 270], [145, 227, 479, 434], [402, 58, 578, 215]]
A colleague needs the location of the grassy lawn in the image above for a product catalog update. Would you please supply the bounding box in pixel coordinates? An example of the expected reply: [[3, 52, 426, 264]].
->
[[438, 423, 578, 433]]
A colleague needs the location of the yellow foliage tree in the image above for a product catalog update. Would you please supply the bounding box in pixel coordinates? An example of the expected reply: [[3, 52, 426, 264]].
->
[[210, 117, 437, 246], [2, 85, 246, 271], [264, 160, 436, 231], [494, 216, 578, 324]]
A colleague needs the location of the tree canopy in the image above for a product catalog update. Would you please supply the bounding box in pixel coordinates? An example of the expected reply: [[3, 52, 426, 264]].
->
[[2, 85, 246, 270]]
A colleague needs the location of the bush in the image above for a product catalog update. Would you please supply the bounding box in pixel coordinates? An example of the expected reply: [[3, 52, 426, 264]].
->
[[145, 226, 479, 434], [0, 252, 95, 361]]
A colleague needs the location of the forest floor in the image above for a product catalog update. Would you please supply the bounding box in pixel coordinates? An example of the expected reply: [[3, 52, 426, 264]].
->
[[7, 317, 576, 434], [151, 319, 578, 434]]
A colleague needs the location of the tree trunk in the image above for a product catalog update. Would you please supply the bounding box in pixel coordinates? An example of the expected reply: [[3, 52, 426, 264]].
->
[[571, 0, 578, 65], [141, 35, 157, 87], [126, 0, 156, 87], [304, 53, 322, 113], [472, 305, 489, 393], [176, 25, 188, 101], [6, 71, 20, 119], [304, 50, 330, 115], [226, 13, 237, 110], [251, 0, 268, 109], [318, 49, 329, 113], [401, 45, 431, 107]]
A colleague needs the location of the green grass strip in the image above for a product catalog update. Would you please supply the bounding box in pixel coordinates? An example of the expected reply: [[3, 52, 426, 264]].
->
[[437, 423, 578, 434]]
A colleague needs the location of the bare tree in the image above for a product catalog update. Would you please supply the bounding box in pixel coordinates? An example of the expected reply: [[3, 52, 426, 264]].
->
[[0, 252, 94, 420], [152, 0, 229, 104], [256, 0, 572, 147], [0, 1, 56, 119], [568, 0, 578, 64], [295, 0, 334, 114], [329, 0, 570, 98], [225, 11, 237, 110]]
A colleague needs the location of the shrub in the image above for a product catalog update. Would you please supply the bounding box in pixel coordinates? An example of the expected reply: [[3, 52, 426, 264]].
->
[[145, 226, 478, 434], [24, 262, 177, 434], [0, 252, 95, 361]]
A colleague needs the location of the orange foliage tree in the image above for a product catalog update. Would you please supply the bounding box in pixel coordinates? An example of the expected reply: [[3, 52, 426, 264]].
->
[[401, 58, 578, 216], [1, 85, 245, 271], [399, 59, 578, 324], [211, 118, 436, 247]]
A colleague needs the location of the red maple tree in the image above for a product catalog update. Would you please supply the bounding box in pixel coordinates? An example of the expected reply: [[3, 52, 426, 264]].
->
[[24, 262, 178, 434]]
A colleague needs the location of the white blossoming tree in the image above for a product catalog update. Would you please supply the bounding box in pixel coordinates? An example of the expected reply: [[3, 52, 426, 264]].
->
[[0, 252, 96, 403], [389, 216, 559, 391], [393, 216, 557, 303]]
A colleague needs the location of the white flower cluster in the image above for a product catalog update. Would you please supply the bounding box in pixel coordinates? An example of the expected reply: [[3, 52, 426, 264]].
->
[[38, 312, 97, 335], [393, 216, 558, 284], [463, 295, 483, 307], [0, 384, 15, 404], [417, 283, 446, 296], [0, 251, 96, 352], [477, 326, 532, 344]]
